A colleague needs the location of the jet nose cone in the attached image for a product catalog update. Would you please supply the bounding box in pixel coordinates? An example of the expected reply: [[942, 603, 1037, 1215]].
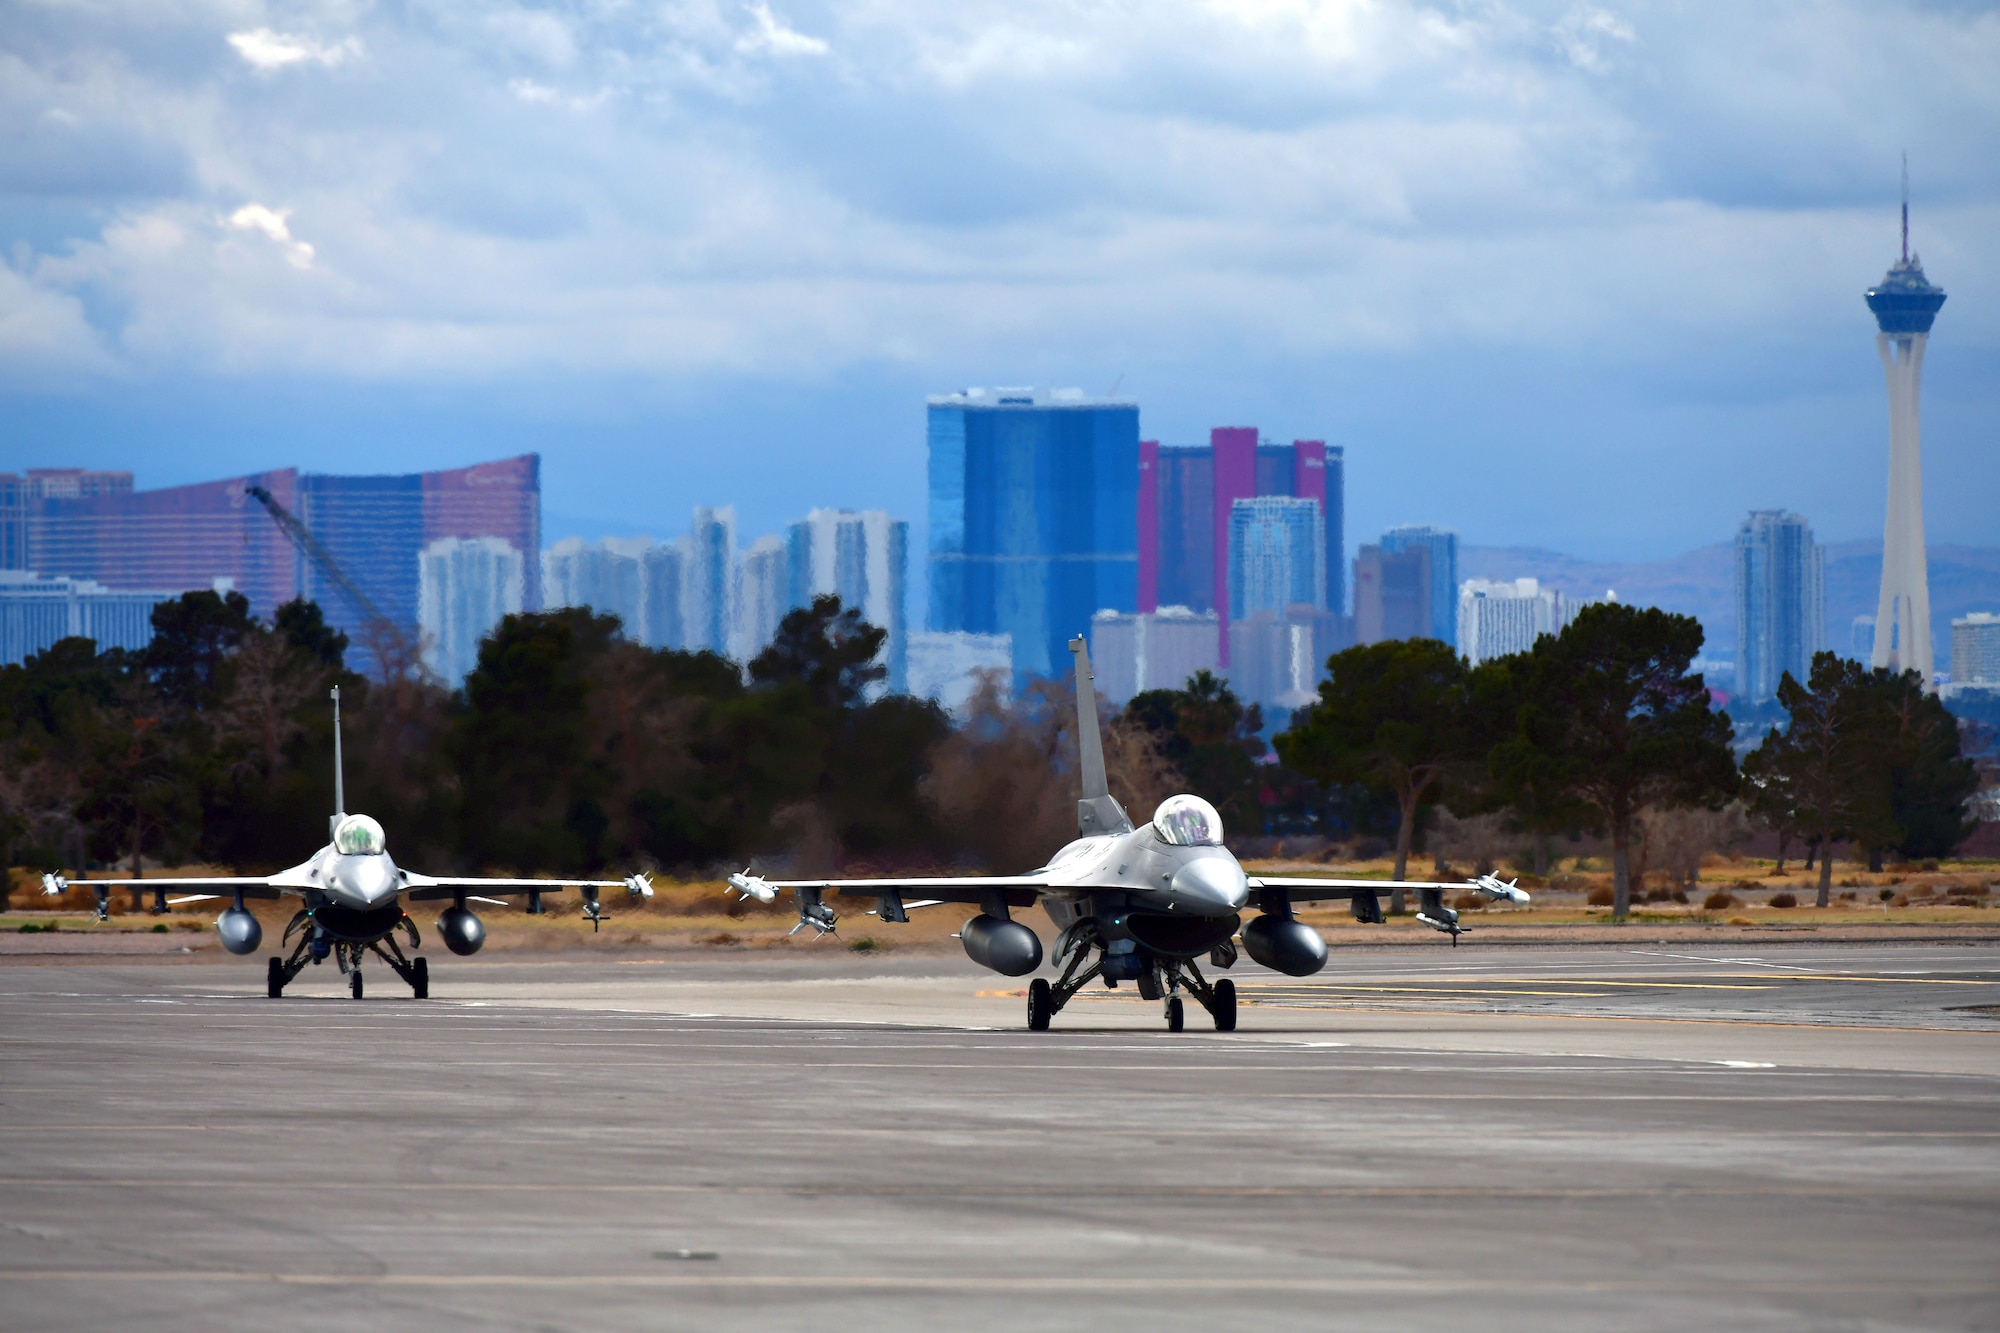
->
[[332, 856, 400, 907], [1169, 857, 1250, 915]]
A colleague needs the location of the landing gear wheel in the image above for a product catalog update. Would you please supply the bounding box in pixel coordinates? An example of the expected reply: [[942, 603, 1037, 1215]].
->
[[411, 957, 429, 1000], [350, 970, 364, 1001], [1212, 978, 1237, 1032], [1026, 978, 1052, 1031], [267, 957, 284, 998], [1165, 995, 1184, 1032]]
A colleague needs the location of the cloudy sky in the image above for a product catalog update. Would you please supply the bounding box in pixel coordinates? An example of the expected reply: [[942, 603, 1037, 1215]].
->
[[3, 0, 1995, 575]]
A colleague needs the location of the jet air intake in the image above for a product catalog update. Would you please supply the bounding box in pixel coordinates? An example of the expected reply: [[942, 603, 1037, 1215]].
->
[[960, 913, 1042, 976]]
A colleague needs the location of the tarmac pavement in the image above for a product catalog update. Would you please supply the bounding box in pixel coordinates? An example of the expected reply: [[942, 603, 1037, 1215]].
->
[[1, 942, 1995, 1331]]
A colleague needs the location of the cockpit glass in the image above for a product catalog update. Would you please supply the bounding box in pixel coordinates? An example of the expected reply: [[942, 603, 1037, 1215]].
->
[[334, 814, 386, 856], [1152, 794, 1224, 847]]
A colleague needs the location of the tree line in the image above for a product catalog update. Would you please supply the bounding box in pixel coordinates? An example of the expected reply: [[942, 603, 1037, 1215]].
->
[[0, 592, 1982, 911], [1274, 602, 1980, 916]]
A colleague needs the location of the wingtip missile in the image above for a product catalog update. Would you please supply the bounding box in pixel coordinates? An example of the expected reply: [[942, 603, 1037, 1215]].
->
[[625, 872, 655, 900], [41, 872, 67, 896], [726, 870, 777, 904], [1473, 873, 1531, 904]]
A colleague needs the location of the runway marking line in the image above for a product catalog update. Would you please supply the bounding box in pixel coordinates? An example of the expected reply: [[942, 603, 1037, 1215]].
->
[[0, 1271, 1992, 1295], [6, 1180, 1991, 1195]]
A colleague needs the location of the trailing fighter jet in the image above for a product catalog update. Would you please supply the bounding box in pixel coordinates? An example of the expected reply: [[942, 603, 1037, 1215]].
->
[[41, 688, 651, 999], [729, 637, 1528, 1032]]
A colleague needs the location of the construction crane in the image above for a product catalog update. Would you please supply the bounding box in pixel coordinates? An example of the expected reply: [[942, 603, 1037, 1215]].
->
[[244, 485, 427, 680]]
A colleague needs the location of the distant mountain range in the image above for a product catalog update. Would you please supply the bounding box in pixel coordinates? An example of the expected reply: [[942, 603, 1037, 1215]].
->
[[1461, 541, 2000, 664]]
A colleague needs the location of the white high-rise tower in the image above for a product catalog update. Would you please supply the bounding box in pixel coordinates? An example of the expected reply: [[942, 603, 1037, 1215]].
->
[[1864, 162, 1947, 683]]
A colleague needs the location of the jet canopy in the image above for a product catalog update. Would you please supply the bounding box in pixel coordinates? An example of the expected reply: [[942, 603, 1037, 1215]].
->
[[333, 813, 386, 856], [1152, 794, 1223, 847]]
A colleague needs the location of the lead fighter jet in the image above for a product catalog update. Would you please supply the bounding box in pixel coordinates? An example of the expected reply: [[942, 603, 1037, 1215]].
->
[[729, 637, 1528, 1032], [42, 687, 652, 999]]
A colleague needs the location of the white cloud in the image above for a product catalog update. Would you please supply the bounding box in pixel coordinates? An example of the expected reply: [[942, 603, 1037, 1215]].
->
[[0, 261, 117, 381], [223, 204, 316, 268], [1553, 5, 1636, 74], [0, 0, 1993, 389], [737, 3, 830, 59], [226, 29, 360, 73]]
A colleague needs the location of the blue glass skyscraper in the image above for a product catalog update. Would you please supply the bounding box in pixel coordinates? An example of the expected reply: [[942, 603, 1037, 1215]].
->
[[1228, 497, 1325, 617], [1734, 509, 1823, 703], [1380, 525, 1459, 647], [928, 389, 1140, 679]]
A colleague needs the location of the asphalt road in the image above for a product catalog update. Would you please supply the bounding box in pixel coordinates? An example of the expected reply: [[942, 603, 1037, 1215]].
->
[[2, 943, 1996, 1331]]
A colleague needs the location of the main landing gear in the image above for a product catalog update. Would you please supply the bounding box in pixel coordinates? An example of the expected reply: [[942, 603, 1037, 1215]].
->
[[265, 916, 430, 1000], [1025, 944, 1239, 1033]]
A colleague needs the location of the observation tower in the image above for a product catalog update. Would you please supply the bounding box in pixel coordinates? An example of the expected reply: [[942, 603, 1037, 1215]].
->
[[1864, 163, 1946, 682]]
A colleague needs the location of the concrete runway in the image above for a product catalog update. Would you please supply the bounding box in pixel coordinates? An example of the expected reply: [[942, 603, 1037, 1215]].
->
[[2, 942, 1996, 1331]]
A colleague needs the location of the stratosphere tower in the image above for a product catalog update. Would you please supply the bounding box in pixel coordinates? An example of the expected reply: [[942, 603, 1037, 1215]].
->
[[1864, 163, 1946, 682]]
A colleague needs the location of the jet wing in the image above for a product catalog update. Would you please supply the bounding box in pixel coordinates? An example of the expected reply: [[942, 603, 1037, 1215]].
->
[[42, 872, 289, 901], [726, 872, 1051, 910], [400, 872, 653, 902], [1249, 874, 1531, 905]]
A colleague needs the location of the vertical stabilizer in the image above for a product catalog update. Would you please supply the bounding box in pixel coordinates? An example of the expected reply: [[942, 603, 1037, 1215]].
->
[[1067, 636, 1132, 837], [330, 686, 346, 839]]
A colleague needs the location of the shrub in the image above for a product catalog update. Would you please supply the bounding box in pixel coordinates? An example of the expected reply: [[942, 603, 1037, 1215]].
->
[[1890, 893, 1910, 907], [1702, 890, 1736, 911], [848, 935, 883, 953], [1769, 892, 1797, 909], [1586, 886, 1615, 907]]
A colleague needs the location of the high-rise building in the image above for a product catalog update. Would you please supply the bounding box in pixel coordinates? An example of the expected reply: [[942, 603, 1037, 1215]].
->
[[1951, 613, 2000, 687], [907, 630, 1013, 716], [6, 456, 539, 676], [1140, 442, 1213, 613], [733, 536, 790, 664], [1379, 525, 1458, 646], [419, 536, 525, 683], [17, 468, 302, 615], [0, 570, 176, 666], [1228, 611, 1323, 714], [1353, 544, 1431, 645], [928, 388, 1138, 680], [1139, 431, 1342, 662], [682, 506, 736, 655], [296, 455, 541, 672], [1459, 578, 1566, 665], [1089, 607, 1221, 704], [1, 469, 134, 572], [1227, 497, 1325, 620], [542, 537, 647, 635], [788, 507, 908, 691], [1734, 510, 1824, 704], [638, 543, 685, 650], [1866, 169, 1947, 684]]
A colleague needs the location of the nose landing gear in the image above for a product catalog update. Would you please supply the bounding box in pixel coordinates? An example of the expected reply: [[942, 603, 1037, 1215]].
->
[[1022, 938, 1242, 1033]]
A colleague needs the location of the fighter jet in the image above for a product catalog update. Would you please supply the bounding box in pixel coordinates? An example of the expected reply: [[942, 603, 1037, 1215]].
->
[[729, 637, 1528, 1032], [41, 687, 652, 999]]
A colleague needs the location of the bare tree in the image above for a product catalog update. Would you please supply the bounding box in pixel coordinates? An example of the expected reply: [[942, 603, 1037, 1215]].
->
[[1428, 809, 1514, 877], [1638, 804, 1751, 895]]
